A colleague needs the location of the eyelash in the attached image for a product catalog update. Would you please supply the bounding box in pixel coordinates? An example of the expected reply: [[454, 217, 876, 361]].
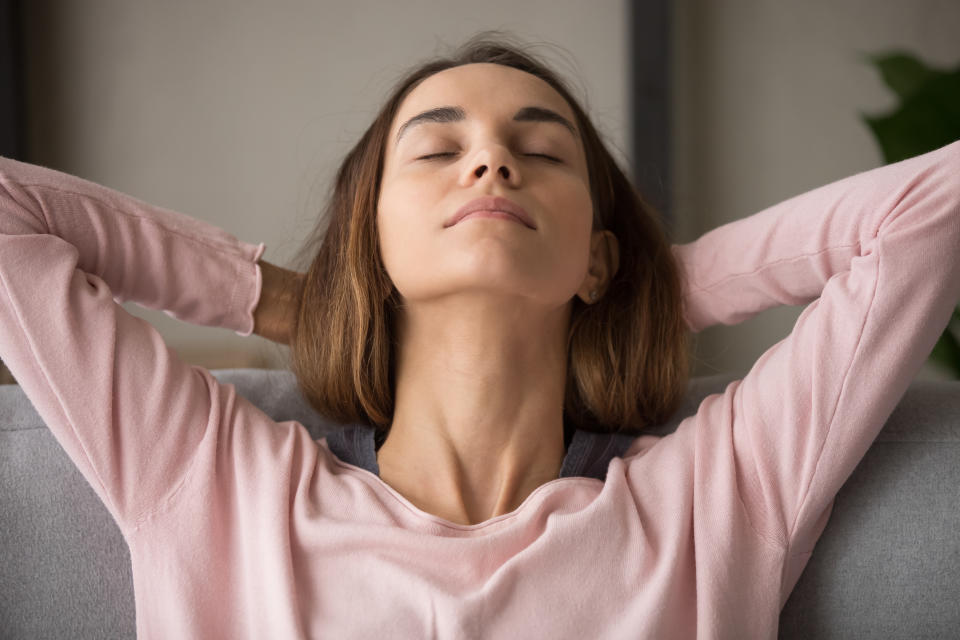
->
[[418, 151, 562, 163]]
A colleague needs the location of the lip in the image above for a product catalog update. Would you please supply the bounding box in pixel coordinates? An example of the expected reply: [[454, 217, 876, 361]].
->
[[445, 196, 536, 230]]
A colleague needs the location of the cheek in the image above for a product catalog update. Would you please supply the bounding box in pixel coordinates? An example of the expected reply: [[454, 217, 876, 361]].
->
[[375, 182, 431, 288], [550, 207, 594, 288], [567, 194, 598, 285], [513, 183, 593, 299], [549, 184, 594, 253], [375, 198, 402, 277]]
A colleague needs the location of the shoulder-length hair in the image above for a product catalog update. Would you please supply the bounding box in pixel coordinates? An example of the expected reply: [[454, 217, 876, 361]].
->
[[289, 32, 690, 437]]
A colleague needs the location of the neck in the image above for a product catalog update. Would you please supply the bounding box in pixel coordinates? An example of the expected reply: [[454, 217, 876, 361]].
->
[[376, 294, 571, 525]]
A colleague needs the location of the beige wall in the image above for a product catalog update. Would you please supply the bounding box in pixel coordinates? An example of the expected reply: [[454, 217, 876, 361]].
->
[[672, 0, 960, 380], [22, 0, 630, 369], [20, 1, 959, 380]]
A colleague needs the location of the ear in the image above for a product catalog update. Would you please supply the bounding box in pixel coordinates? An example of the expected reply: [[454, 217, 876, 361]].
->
[[576, 230, 620, 304]]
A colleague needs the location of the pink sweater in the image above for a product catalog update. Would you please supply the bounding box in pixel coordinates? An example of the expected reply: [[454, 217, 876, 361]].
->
[[1, 141, 958, 639]]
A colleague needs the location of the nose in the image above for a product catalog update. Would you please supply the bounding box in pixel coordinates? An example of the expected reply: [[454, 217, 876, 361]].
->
[[474, 164, 511, 180], [460, 146, 520, 188]]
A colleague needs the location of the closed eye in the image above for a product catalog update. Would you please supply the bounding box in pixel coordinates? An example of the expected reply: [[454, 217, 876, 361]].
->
[[525, 153, 563, 163], [417, 152, 457, 160], [417, 152, 562, 163]]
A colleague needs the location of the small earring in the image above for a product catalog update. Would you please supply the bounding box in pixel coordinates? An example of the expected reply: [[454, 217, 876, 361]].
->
[[589, 290, 598, 302]]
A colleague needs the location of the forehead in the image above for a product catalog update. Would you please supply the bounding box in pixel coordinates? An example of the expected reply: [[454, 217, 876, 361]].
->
[[391, 63, 576, 134]]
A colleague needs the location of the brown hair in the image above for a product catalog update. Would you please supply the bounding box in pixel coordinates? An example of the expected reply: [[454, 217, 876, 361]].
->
[[289, 32, 690, 437]]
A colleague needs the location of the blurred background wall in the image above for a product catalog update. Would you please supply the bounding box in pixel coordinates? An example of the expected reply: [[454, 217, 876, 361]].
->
[[4, 0, 959, 384], [670, 0, 960, 380], [15, 0, 631, 372]]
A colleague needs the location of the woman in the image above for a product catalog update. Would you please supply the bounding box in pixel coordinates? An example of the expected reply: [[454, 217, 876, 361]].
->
[[1, 34, 958, 639]]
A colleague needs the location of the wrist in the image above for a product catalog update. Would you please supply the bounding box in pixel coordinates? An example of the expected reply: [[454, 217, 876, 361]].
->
[[253, 260, 304, 344]]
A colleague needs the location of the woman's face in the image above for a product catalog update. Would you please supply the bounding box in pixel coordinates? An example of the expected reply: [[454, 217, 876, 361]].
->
[[377, 62, 596, 310]]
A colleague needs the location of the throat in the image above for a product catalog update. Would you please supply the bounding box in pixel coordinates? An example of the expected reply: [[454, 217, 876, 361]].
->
[[375, 446, 563, 526]]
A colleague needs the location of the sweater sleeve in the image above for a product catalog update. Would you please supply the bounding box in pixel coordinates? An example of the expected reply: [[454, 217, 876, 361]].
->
[[671, 139, 960, 550], [0, 157, 266, 533]]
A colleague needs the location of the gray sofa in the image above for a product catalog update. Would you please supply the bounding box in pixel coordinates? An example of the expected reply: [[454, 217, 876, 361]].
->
[[2, 369, 958, 638]]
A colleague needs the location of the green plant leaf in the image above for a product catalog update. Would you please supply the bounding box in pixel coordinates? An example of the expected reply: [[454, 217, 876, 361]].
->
[[929, 326, 960, 378], [858, 51, 944, 101], [859, 68, 960, 163]]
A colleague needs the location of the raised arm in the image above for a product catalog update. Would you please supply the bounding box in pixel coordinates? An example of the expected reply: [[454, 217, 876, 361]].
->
[[673, 142, 960, 336], [671, 140, 960, 556], [0, 157, 265, 533]]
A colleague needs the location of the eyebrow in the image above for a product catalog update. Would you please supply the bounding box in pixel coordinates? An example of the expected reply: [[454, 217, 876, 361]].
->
[[394, 105, 578, 145]]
